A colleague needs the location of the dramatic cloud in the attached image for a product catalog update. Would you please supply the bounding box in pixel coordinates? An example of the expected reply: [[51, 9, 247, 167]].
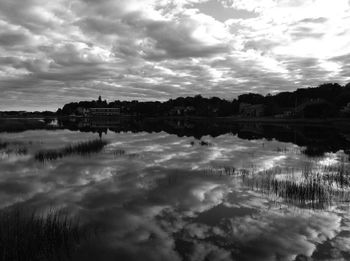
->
[[0, 0, 349, 110]]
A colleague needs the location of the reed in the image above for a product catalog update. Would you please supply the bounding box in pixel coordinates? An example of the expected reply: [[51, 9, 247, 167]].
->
[[35, 139, 107, 162], [242, 174, 329, 208], [207, 161, 350, 208], [241, 165, 350, 208], [0, 208, 87, 261], [126, 153, 141, 159], [15, 147, 28, 155], [321, 163, 350, 188], [113, 149, 125, 157]]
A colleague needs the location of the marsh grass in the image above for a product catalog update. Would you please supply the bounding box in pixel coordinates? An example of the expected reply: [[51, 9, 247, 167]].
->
[[242, 173, 329, 208], [275, 146, 288, 153], [275, 146, 300, 154], [112, 149, 141, 159], [200, 140, 212, 146], [206, 162, 350, 208], [0, 145, 28, 159], [15, 147, 28, 155], [113, 149, 125, 157], [35, 139, 108, 162], [204, 166, 250, 176], [0, 141, 9, 150], [126, 153, 141, 159], [189, 140, 212, 146], [241, 165, 350, 208], [321, 162, 350, 188], [6, 147, 28, 156], [0, 208, 88, 261], [302, 147, 325, 157]]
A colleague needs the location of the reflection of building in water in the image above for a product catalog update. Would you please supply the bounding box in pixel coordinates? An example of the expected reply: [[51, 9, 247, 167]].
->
[[78, 117, 121, 128], [90, 119, 121, 128], [89, 108, 121, 116], [239, 123, 264, 136], [77, 117, 121, 138]]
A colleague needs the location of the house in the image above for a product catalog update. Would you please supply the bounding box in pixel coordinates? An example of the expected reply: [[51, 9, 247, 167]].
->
[[294, 99, 334, 118], [341, 102, 350, 116], [76, 107, 90, 116], [169, 106, 195, 116], [89, 108, 121, 116], [239, 103, 265, 117], [274, 108, 296, 119]]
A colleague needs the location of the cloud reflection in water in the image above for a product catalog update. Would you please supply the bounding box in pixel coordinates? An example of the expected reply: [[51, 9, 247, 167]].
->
[[0, 130, 349, 260]]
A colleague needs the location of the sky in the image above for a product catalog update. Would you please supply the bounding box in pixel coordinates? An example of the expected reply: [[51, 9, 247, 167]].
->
[[0, 0, 350, 111]]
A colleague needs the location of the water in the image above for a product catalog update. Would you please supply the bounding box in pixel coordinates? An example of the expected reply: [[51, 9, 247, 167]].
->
[[1, 118, 350, 261]]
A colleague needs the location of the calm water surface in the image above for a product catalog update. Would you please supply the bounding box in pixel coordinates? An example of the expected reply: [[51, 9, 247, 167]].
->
[[1, 119, 350, 261]]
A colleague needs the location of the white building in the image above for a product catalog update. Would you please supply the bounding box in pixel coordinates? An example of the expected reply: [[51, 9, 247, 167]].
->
[[89, 108, 121, 116]]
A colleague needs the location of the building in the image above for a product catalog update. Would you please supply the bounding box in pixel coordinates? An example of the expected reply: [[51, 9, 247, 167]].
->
[[239, 103, 265, 117], [89, 108, 121, 116], [294, 99, 333, 118], [168, 106, 195, 116], [76, 107, 90, 116], [341, 102, 350, 116], [274, 108, 296, 119]]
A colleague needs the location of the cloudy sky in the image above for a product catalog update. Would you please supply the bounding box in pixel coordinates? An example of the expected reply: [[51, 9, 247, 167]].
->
[[0, 0, 350, 110]]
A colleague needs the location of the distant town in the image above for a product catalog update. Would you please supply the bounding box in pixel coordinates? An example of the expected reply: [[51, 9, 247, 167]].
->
[[1, 82, 350, 119]]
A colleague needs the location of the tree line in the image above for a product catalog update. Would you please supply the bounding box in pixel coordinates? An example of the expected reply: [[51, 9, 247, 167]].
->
[[57, 82, 350, 118]]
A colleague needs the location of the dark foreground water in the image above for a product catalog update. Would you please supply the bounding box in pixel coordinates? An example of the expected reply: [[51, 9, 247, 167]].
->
[[1, 118, 350, 261]]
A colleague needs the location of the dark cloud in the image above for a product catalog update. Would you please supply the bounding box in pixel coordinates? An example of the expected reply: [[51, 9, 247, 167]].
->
[[0, 32, 30, 46], [192, 0, 258, 22], [142, 20, 229, 60], [77, 16, 128, 36], [330, 53, 350, 78], [289, 26, 324, 40], [79, 9, 231, 60], [298, 17, 328, 23], [0, 0, 66, 33], [243, 39, 280, 52], [282, 57, 328, 82]]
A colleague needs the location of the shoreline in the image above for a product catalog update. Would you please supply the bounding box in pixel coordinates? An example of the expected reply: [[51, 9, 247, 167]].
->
[[1, 115, 349, 125], [142, 116, 350, 126]]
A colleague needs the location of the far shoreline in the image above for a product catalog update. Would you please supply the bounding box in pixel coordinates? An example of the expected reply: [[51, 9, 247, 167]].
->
[[1, 115, 349, 125]]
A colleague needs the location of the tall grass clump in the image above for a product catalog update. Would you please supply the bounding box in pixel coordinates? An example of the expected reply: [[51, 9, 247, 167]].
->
[[242, 174, 329, 208], [203, 166, 238, 176], [0, 208, 88, 261], [200, 140, 212, 146], [35, 139, 108, 162], [241, 165, 350, 209]]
